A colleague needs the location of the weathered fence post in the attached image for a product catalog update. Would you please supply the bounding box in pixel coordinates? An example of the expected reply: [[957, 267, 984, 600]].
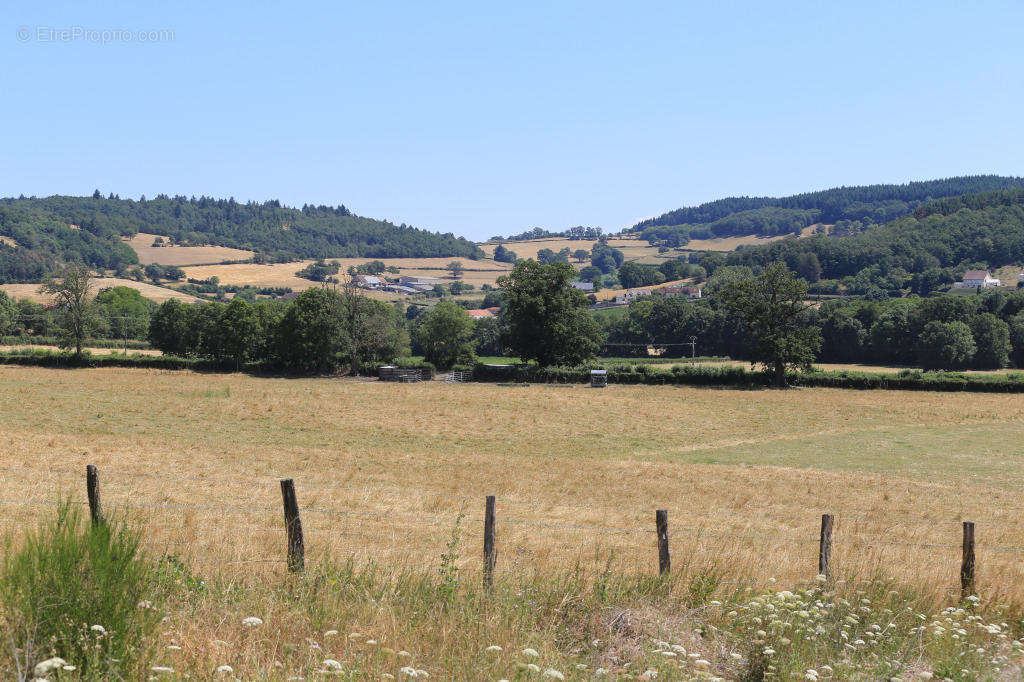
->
[[280, 478, 304, 572], [818, 513, 834, 581], [656, 509, 670, 575], [86, 464, 103, 525], [483, 495, 496, 588], [961, 521, 975, 599]]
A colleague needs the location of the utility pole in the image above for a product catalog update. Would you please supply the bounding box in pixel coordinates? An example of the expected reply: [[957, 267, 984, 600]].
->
[[689, 335, 697, 365]]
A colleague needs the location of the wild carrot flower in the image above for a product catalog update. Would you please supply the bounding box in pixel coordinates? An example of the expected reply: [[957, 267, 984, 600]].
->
[[241, 617, 263, 627], [521, 648, 539, 658], [485, 645, 502, 652], [33, 658, 67, 677], [541, 669, 564, 680], [323, 659, 343, 671], [215, 665, 234, 675], [90, 624, 107, 635], [151, 666, 175, 674]]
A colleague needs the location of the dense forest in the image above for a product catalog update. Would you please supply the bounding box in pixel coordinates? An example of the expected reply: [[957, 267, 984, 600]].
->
[[634, 176, 1024, 245], [0, 193, 483, 283], [704, 189, 1024, 295]]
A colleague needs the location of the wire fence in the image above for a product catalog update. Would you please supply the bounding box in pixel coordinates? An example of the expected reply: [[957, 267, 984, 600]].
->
[[2, 464, 1016, 598]]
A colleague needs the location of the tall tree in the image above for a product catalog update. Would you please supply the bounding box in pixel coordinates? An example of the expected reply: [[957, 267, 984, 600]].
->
[[718, 262, 821, 387], [414, 300, 476, 370], [39, 264, 99, 358], [498, 260, 603, 366]]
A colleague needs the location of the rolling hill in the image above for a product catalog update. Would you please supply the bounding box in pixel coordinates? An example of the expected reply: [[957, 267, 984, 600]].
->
[[0, 193, 483, 283], [633, 175, 1024, 247]]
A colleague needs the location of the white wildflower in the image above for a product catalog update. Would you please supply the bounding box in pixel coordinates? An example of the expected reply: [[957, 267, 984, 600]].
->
[[241, 617, 263, 627], [324, 629, 338, 637], [167, 645, 182, 651], [486, 645, 503, 652], [348, 632, 363, 639], [526, 664, 541, 673], [366, 639, 378, 645], [399, 667, 417, 677], [694, 659, 710, 670], [541, 670, 565, 680], [521, 648, 540, 658], [216, 665, 234, 675], [91, 624, 107, 635], [33, 658, 67, 677], [323, 659, 343, 671], [397, 650, 411, 658], [151, 667, 175, 674], [595, 668, 609, 676]]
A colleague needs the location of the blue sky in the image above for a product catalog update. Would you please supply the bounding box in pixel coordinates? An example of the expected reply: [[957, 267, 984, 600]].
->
[[2, 1, 1022, 241]]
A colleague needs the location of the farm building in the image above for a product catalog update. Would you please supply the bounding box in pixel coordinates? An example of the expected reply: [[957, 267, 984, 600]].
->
[[465, 309, 496, 319], [399, 275, 442, 286], [954, 270, 1001, 288], [659, 284, 702, 300], [351, 274, 386, 289], [572, 282, 595, 292], [614, 288, 654, 305]]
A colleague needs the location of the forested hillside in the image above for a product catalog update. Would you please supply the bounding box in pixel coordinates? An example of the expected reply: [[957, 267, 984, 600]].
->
[[635, 176, 1024, 245], [0, 193, 483, 283], [710, 188, 1024, 295]]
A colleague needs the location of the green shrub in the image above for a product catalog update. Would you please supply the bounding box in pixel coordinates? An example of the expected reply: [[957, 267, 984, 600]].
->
[[1, 502, 162, 678]]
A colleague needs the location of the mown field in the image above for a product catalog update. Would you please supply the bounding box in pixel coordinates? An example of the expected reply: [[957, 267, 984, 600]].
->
[[125, 232, 256, 266], [0, 277, 200, 304], [4, 366, 1024, 590], [181, 257, 513, 296], [4, 366, 1024, 679]]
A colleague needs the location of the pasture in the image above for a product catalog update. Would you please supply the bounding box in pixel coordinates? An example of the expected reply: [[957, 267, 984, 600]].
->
[[0, 277, 201, 304], [125, 232, 256, 266], [4, 365, 1024, 596], [5, 366, 1024, 679], [182, 256, 513, 294]]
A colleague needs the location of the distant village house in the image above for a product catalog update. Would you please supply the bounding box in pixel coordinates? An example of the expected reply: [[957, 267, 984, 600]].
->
[[954, 270, 1001, 289]]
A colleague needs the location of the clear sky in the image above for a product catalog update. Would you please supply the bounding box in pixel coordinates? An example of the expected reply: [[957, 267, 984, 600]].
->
[[2, 1, 1023, 241]]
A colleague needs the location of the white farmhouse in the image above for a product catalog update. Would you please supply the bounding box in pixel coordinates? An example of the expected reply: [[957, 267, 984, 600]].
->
[[954, 270, 1001, 289]]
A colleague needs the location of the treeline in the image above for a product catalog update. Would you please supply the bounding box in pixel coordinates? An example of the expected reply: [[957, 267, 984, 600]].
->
[[148, 289, 408, 372], [0, 287, 156, 341], [633, 175, 1024, 242], [708, 190, 1024, 295], [0, 192, 483, 282], [603, 288, 1024, 370], [489, 225, 604, 242]]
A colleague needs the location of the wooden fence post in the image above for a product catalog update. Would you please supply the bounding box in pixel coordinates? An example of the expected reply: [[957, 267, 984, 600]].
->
[[483, 495, 496, 588], [280, 478, 304, 572], [656, 509, 670, 575], [86, 464, 103, 526], [818, 513, 834, 581], [961, 521, 975, 599]]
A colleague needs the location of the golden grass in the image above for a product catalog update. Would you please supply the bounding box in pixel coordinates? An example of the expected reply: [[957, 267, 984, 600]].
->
[[3, 365, 1024, 604], [182, 258, 513, 297], [478, 237, 662, 266], [125, 232, 255, 266], [0, 235, 17, 248], [0, 278, 201, 304]]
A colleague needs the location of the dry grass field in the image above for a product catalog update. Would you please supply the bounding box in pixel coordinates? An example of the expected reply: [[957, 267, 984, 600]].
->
[[5, 366, 1024, 678], [125, 232, 255, 266], [0, 278, 201, 304], [479, 237, 666, 265], [3, 365, 1024, 596], [182, 257, 513, 299]]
